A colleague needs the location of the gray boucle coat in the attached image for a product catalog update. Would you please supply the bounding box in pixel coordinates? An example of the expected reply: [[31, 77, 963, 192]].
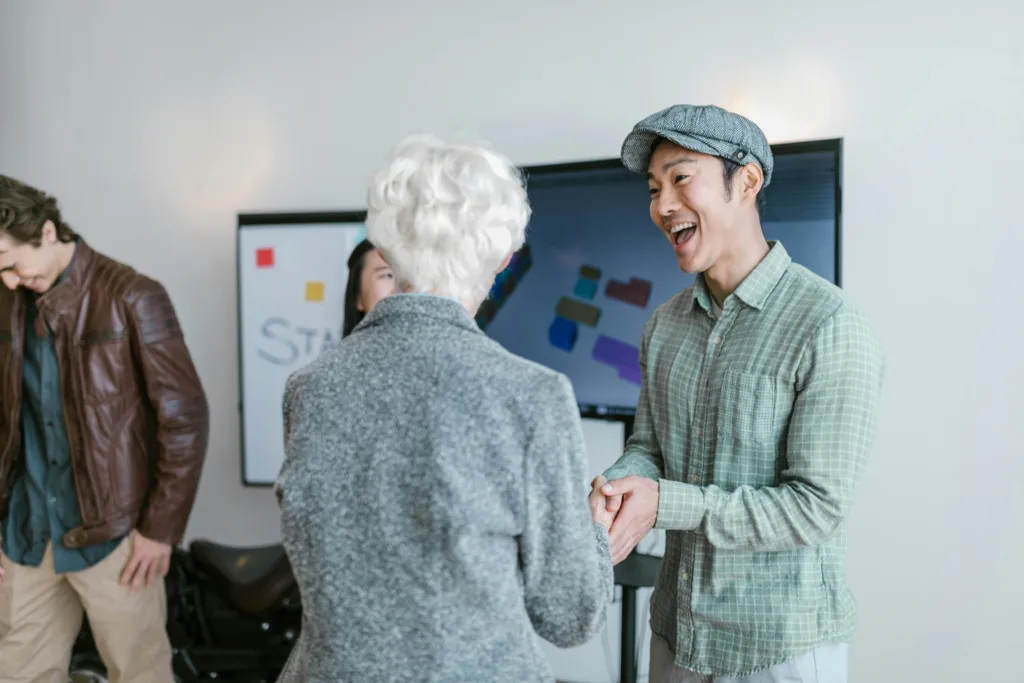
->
[[275, 293, 613, 683]]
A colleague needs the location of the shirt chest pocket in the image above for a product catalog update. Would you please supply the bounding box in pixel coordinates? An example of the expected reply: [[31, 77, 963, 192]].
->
[[713, 370, 792, 488]]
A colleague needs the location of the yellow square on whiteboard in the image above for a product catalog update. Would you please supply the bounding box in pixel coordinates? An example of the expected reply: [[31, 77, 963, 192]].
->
[[304, 281, 325, 302]]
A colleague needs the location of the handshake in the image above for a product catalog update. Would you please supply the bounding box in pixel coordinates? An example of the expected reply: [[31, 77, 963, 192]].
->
[[587, 474, 660, 566]]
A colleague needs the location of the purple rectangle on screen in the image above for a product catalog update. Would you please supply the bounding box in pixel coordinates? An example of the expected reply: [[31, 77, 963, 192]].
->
[[592, 335, 639, 369], [617, 365, 642, 386]]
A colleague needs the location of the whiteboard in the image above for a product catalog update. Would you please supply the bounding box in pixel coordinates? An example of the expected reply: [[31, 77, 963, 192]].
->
[[237, 218, 366, 485]]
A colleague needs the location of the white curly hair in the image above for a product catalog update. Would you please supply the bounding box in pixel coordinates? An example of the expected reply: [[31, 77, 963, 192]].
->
[[365, 135, 531, 307]]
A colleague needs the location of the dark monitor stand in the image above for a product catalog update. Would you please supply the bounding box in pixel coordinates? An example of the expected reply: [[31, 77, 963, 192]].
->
[[593, 413, 663, 683], [614, 552, 661, 683]]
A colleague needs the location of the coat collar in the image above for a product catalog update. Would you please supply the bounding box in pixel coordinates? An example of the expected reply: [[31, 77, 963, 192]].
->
[[35, 238, 95, 313], [354, 292, 482, 336]]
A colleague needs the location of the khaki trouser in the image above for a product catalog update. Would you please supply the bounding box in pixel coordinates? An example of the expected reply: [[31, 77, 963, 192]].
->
[[649, 633, 848, 683], [0, 536, 173, 683]]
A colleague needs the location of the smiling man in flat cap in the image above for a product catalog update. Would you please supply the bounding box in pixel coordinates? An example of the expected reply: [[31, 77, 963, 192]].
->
[[589, 105, 886, 682]]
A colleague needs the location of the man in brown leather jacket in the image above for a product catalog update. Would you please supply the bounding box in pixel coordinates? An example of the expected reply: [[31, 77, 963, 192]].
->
[[0, 174, 209, 683]]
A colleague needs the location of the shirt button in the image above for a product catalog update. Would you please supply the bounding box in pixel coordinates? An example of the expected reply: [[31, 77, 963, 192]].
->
[[694, 427, 702, 436], [689, 475, 699, 484], [713, 335, 722, 345], [681, 571, 690, 581]]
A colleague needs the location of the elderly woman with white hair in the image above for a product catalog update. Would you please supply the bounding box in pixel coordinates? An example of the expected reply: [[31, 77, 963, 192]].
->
[[275, 136, 614, 683]]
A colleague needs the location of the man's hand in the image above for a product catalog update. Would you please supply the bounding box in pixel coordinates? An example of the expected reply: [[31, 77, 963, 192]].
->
[[588, 475, 623, 530], [603, 476, 659, 565], [119, 530, 171, 594]]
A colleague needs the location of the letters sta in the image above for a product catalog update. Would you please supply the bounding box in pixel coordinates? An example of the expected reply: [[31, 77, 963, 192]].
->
[[258, 317, 339, 366]]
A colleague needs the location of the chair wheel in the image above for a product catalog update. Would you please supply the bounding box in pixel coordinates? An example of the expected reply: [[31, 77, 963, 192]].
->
[[68, 662, 108, 683]]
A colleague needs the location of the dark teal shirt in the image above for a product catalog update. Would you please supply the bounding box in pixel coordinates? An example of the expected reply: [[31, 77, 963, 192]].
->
[[1, 247, 123, 573]]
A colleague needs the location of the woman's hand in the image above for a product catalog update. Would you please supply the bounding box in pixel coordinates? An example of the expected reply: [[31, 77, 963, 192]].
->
[[589, 475, 619, 530]]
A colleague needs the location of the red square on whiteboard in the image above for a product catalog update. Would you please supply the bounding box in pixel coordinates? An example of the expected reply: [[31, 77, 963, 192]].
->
[[256, 247, 274, 268]]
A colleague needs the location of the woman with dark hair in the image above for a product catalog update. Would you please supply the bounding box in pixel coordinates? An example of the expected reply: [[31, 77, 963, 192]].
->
[[342, 238, 396, 336]]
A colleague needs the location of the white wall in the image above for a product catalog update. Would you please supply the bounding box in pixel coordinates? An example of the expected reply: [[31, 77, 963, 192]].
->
[[1, 1, 1021, 681]]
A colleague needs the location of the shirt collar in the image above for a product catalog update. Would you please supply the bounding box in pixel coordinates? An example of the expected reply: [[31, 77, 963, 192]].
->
[[61, 239, 78, 280], [692, 240, 791, 313]]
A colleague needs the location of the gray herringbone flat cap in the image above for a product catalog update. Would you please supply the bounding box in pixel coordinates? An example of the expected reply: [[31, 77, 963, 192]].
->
[[620, 104, 773, 188]]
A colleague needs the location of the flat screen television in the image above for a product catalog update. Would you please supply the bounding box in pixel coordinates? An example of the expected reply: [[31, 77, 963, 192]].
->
[[475, 139, 842, 420]]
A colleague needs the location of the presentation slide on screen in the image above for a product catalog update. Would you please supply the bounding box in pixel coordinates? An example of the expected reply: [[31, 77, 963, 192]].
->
[[478, 171, 691, 413]]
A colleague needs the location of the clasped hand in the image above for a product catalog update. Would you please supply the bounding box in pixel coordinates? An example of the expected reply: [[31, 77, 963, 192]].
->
[[588, 475, 659, 565]]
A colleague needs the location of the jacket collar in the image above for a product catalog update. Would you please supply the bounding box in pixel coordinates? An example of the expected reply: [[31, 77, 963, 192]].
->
[[354, 292, 483, 336], [692, 240, 791, 313], [36, 238, 94, 313]]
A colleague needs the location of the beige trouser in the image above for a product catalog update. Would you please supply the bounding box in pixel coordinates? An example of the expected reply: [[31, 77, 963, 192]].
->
[[0, 536, 174, 683], [650, 633, 848, 683]]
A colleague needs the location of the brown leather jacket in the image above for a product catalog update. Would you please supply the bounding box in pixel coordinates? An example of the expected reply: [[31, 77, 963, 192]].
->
[[0, 240, 209, 549]]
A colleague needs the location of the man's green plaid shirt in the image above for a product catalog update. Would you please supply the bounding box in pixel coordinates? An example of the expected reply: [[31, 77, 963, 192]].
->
[[603, 242, 885, 677]]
